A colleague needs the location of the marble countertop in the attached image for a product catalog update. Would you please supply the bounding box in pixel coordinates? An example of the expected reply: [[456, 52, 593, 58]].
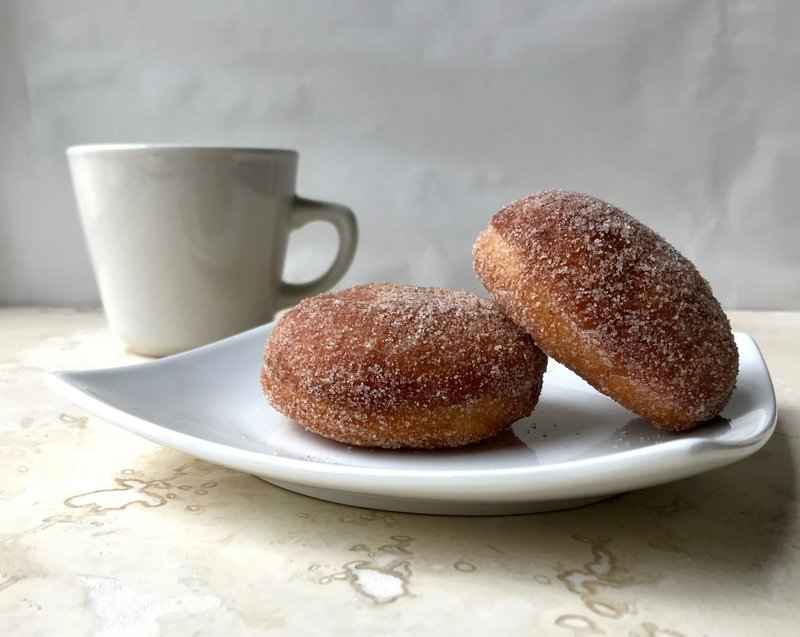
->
[[1, 308, 798, 636]]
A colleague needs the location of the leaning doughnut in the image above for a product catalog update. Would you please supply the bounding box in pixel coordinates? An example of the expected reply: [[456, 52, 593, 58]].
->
[[473, 190, 738, 431], [261, 283, 548, 448]]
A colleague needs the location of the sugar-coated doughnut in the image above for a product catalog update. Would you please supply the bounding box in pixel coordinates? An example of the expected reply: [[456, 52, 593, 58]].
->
[[261, 283, 548, 448], [473, 190, 738, 431]]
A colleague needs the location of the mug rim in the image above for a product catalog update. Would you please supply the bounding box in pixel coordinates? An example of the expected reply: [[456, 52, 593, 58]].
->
[[66, 144, 299, 157]]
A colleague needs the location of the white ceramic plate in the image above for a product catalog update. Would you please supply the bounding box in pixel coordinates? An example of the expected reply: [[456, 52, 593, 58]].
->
[[46, 327, 776, 515]]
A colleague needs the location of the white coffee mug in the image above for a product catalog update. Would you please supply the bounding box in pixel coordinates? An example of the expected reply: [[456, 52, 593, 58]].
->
[[67, 144, 358, 356]]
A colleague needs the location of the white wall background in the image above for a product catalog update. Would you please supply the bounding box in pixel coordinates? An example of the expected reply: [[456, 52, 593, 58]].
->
[[1, 0, 798, 309]]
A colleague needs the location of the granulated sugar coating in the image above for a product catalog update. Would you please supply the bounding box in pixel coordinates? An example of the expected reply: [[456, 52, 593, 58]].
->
[[261, 283, 548, 449], [473, 190, 738, 430]]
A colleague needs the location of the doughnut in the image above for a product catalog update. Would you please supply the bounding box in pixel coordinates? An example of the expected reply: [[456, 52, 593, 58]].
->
[[261, 283, 548, 448], [472, 190, 738, 431]]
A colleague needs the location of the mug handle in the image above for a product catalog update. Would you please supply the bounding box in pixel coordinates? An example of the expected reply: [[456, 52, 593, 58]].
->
[[277, 196, 358, 310]]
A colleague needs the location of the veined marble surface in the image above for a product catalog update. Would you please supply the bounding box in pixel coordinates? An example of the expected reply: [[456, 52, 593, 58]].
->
[[1, 308, 798, 636]]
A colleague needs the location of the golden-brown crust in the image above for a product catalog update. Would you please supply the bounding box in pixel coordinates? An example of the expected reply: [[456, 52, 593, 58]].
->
[[261, 283, 548, 448], [472, 190, 738, 430]]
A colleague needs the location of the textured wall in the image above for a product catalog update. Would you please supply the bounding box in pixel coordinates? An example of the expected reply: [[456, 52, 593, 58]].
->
[[1, 0, 798, 308]]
